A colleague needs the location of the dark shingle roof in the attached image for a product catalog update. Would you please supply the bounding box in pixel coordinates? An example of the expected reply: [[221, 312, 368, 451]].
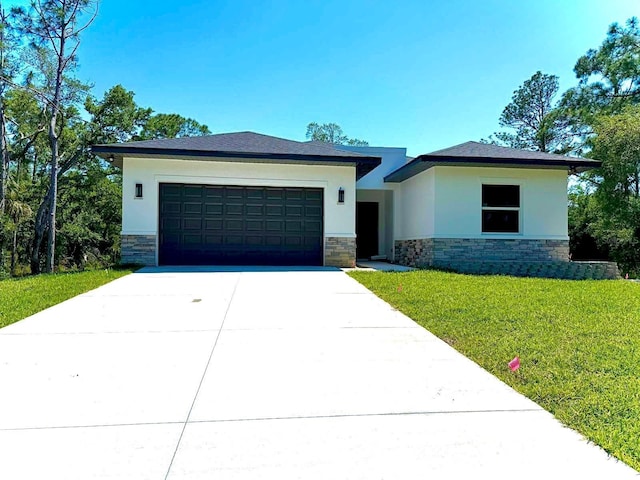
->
[[100, 132, 370, 158], [385, 141, 600, 182], [426, 141, 597, 162], [92, 131, 381, 179]]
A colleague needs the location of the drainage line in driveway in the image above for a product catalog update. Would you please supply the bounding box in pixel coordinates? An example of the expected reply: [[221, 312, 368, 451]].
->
[[163, 272, 242, 480], [185, 407, 544, 425], [0, 420, 185, 432]]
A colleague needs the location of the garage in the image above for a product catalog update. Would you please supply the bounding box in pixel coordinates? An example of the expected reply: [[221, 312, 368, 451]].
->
[[158, 183, 324, 266], [91, 131, 381, 267]]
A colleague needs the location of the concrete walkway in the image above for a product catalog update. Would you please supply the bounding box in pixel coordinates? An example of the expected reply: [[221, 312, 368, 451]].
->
[[0, 267, 636, 479], [354, 260, 415, 272]]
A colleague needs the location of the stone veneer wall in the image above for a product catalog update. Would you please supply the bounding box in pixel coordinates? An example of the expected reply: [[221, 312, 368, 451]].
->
[[325, 237, 356, 267], [431, 260, 620, 280], [432, 238, 570, 263], [394, 237, 619, 280], [121, 234, 156, 266], [394, 238, 434, 267], [394, 238, 569, 266]]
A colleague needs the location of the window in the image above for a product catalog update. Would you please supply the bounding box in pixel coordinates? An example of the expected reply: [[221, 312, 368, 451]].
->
[[482, 184, 520, 233]]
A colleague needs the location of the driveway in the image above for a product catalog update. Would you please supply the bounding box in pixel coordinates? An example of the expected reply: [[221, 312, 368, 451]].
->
[[0, 267, 636, 479]]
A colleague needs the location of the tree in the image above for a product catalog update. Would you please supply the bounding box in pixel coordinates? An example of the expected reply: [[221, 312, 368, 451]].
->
[[84, 84, 152, 144], [305, 122, 368, 146], [485, 71, 571, 153], [0, 6, 18, 215], [568, 184, 609, 261], [13, 0, 98, 273], [57, 167, 120, 268], [139, 113, 210, 140], [85, 86, 211, 144], [557, 18, 640, 273], [3, 179, 32, 275], [0, 7, 16, 270], [578, 106, 640, 271], [561, 17, 640, 129], [0, 9, 46, 271], [5, 88, 47, 182], [591, 106, 640, 206]]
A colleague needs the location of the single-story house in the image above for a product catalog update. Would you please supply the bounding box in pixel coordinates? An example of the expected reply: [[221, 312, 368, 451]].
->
[[92, 132, 601, 269]]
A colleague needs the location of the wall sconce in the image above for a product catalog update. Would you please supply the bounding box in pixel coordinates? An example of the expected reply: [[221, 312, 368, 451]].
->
[[108, 154, 115, 163], [338, 187, 345, 204], [135, 183, 143, 199]]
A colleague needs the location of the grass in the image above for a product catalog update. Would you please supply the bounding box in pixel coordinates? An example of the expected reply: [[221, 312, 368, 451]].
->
[[0, 268, 135, 329], [348, 269, 640, 471]]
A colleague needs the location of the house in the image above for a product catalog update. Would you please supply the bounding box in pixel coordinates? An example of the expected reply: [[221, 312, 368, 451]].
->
[[92, 132, 602, 272]]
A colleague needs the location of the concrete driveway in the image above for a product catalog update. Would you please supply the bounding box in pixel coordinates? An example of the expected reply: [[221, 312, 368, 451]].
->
[[0, 267, 636, 479]]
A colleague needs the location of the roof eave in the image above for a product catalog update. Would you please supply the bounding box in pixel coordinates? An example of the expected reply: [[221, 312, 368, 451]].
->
[[384, 155, 601, 183], [91, 145, 381, 180]]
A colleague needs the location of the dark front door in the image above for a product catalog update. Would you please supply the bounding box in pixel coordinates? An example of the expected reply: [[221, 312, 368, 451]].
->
[[356, 202, 379, 259], [158, 183, 324, 266]]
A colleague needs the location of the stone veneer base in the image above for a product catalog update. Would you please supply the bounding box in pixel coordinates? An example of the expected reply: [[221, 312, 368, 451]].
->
[[394, 238, 619, 280], [121, 235, 355, 268], [121, 234, 157, 266], [394, 238, 435, 267], [395, 238, 570, 266], [325, 237, 356, 267], [432, 260, 620, 280]]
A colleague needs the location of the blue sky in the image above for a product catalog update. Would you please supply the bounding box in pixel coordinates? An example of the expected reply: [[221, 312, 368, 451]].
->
[[8, 0, 640, 156]]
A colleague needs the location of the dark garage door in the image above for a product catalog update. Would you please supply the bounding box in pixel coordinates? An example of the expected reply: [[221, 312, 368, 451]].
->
[[159, 184, 324, 266]]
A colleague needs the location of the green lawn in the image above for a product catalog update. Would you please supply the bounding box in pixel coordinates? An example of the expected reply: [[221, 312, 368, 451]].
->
[[0, 268, 135, 329], [348, 269, 640, 471]]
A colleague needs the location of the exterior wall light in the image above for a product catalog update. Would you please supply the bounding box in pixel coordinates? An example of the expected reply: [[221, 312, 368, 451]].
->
[[338, 187, 345, 204], [135, 183, 143, 199]]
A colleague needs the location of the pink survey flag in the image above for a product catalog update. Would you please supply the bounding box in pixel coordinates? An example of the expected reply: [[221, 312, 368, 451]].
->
[[626, 273, 629, 279], [508, 356, 521, 372]]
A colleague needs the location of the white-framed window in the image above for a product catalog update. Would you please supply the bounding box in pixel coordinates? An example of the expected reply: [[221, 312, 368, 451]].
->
[[482, 184, 520, 233]]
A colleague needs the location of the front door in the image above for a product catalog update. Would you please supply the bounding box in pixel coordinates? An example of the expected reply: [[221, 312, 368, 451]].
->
[[356, 202, 379, 259]]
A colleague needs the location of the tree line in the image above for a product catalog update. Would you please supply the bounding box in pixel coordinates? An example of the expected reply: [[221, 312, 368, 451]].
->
[[0, 1, 209, 277], [486, 18, 640, 274]]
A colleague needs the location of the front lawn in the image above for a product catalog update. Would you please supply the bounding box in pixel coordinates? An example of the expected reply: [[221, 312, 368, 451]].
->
[[0, 268, 135, 329], [348, 269, 640, 471]]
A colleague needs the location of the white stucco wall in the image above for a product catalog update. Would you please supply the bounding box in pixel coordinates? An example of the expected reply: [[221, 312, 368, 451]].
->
[[121, 156, 356, 238], [396, 169, 436, 240], [432, 166, 568, 239], [384, 189, 394, 258], [341, 146, 408, 190]]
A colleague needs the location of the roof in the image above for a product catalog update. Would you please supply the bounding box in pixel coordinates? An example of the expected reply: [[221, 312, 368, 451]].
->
[[92, 131, 381, 180], [384, 141, 601, 182]]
